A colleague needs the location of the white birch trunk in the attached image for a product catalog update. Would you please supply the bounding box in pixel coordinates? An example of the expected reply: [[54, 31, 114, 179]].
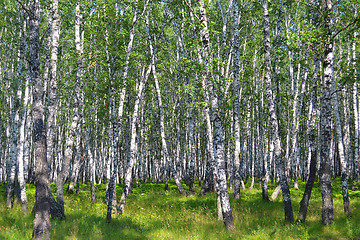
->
[[55, 1, 83, 219], [319, 0, 334, 225], [353, 30, 359, 182], [17, 77, 30, 212], [332, 63, 350, 215], [199, 0, 234, 230], [232, 0, 241, 200], [263, 0, 294, 222], [118, 62, 152, 215], [46, 0, 60, 182], [291, 55, 308, 189], [7, 10, 27, 209]]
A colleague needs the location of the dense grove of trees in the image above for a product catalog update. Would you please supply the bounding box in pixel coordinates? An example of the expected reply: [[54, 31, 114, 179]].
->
[[0, 0, 359, 238]]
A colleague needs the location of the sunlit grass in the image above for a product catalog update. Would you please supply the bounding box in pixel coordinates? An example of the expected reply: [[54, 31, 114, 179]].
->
[[1, 178, 360, 239]]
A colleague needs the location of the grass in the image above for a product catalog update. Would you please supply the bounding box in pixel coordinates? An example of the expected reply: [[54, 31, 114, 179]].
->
[[1, 179, 360, 239]]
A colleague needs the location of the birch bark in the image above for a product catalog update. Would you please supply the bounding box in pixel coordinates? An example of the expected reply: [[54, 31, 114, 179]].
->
[[118, 63, 152, 215], [54, 1, 83, 219], [105, 1, 118, 220], [263, 0, 294, 222], [6, 8, 26, 209], [18, 76, 30, 212], [298, 6, 319, 220], [331, 68, 350, 215], [199, 0, 234, 230], [353, 29, 359, 183], [46, 0, 60, 184], [232, 0, 242, 200], [29, 0, 51, 238], [290, 55, 307, 189], [319, 0, 334, 225]]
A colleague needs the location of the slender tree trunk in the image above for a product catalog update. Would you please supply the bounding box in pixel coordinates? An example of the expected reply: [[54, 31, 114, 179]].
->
[[263, 0, 294, 222], [105, 2, 119, 220], [15, 14, 28, 212], [18, 77, 30, 212], [319, 0, 334, 225], [232, 0, 241, 200], [291, 55, 308, 190], [353, 29, 359, 185], [331, 63, 350, 216], [86, 125, 95, 203], [67, 134, 82, 194], [54, 1, 83, 219], [257, 66, 268, 201], [187, 93, 196, 195], [298, 4, 319, 220], [119, 63, 152, 215], [46, 0, 60, 187], [6, 9, 26, 208], [6, 82, 18, 210], [199, 0, 234, 230]]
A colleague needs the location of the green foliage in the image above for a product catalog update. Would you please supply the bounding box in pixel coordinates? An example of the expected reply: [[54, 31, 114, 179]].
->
[[1, 179, 360, 239]]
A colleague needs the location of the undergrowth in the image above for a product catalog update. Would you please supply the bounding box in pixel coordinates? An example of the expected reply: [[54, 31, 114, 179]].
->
[[1, 179, 360, 239]]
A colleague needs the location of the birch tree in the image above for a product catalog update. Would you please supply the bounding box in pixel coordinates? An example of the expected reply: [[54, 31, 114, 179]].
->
[[319, 0, 334, 225], [262, 0, 294, 222], [26, 0, 51, 238], [298, 2, 320, 221], [198, 0, 234, 230], [54, 0, 83, 219], [232, 0, 242, 200], [46, 0, 60, 190]]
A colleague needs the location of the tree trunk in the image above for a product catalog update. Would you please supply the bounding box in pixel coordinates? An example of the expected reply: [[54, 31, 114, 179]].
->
[[331, 62, 350, 216], [298, 4, 319, 220], [6, 9, 26, 208], [29, 0, 51, 238], [319, 0, 334, 225], [46, 0, 60, 188], [86, 125, 96, 203], [199, 0, 234, 230], [353, 29, 359, 185], [105, 2, 119, 220], [18, 77, 30, 212], [232, 0, 242, 200], [262, 0, 294, 222], [257, 66, 268, 201], [54, 0, 83, 219], [119, 63, 152, 215]]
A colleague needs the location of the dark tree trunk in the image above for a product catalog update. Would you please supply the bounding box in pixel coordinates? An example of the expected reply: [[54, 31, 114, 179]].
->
[[298, 1, 320, 223], [29, 0, 51, 238]]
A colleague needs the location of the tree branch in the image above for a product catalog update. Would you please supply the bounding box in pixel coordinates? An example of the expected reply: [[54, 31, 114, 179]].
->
[[132, 0, 150, 28], [183, 0, 201, 23], [16, 0, 31, 17], [39, 23, 51, 49], [332, 17, 359, 39]]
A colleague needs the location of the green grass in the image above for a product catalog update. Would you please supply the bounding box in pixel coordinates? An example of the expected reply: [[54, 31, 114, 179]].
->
[[1, 179, 360, 239]]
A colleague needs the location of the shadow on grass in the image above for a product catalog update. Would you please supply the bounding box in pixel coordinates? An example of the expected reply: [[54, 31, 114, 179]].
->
[[50, 213, 151, 240]]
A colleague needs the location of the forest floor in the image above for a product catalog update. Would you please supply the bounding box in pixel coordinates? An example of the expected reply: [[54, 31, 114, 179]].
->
[[1, 179, 360, 239]]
